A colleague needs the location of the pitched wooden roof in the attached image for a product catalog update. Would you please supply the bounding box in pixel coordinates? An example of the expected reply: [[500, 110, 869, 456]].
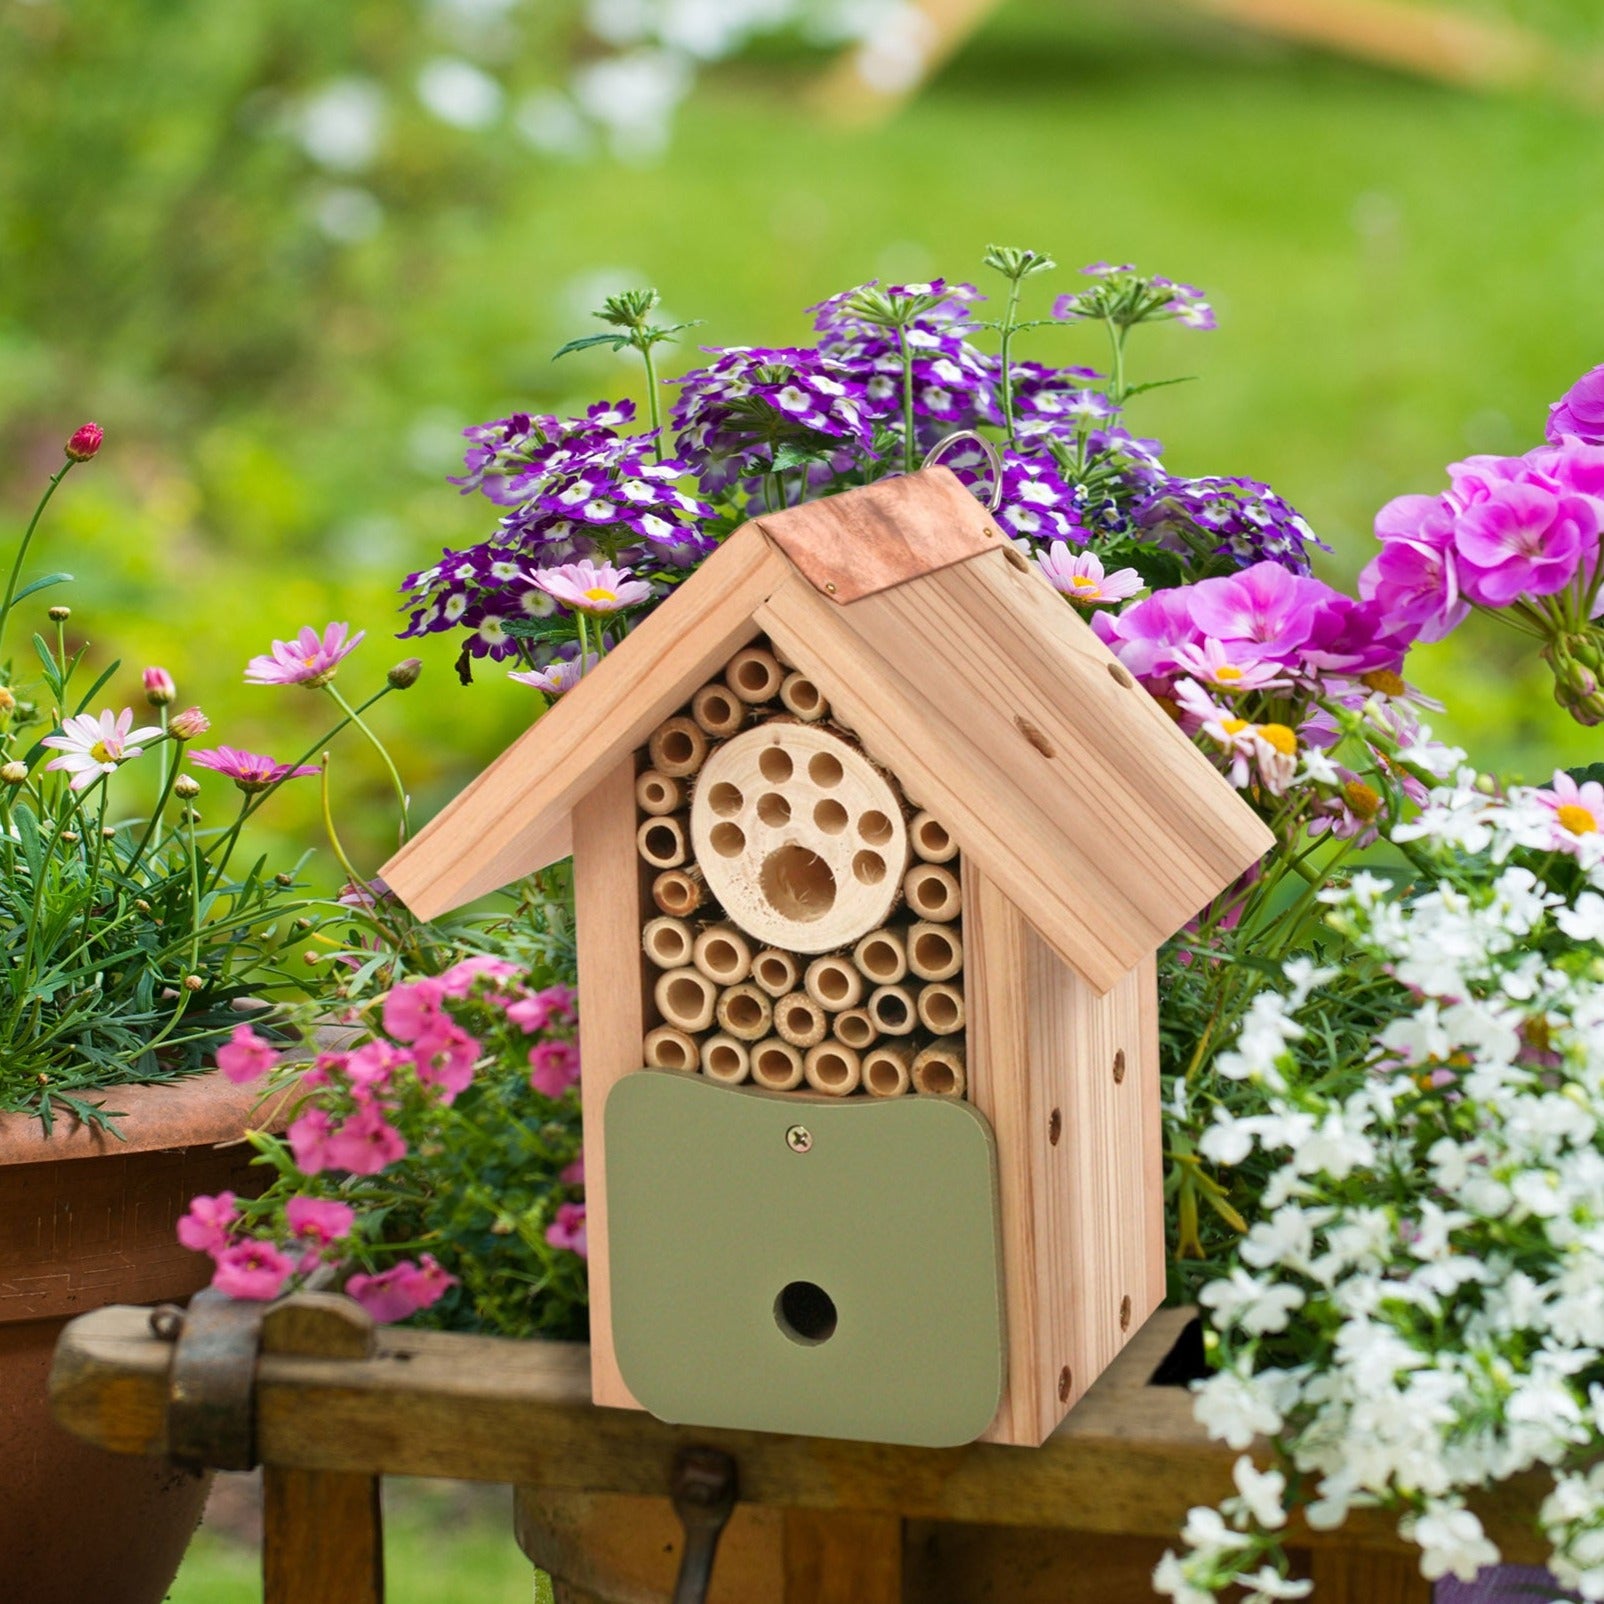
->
[[383, 468, 1273, 993]]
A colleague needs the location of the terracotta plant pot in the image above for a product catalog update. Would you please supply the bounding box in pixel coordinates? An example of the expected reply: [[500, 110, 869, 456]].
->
[[0, 1072, 273, 1604]]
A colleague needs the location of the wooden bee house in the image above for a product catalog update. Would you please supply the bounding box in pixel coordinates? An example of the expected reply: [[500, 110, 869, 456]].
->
[[383, 468, 1272, 1449]]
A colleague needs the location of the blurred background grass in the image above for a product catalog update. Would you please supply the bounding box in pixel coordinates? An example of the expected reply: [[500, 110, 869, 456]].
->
[[7, 0, 1604, 1590]]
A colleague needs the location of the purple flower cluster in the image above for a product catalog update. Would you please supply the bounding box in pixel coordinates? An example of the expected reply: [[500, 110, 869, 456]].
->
[[936, 438, 1089, 546], [402, 402, 714, 661], [1135, 475, 1330, 576]]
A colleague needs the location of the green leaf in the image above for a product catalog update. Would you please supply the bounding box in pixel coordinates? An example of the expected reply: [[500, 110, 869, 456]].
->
[[13, 803, 43, 880], [769, 440, 833, 474], [1565, 762, 1604, 787], [11, 572, 73, 604], [1122, 375, 1198, 399], [502, 616, 579, 642], [552, 333, 630, 360], [72, 656, 122, 716], [31, 634, 62, 697]]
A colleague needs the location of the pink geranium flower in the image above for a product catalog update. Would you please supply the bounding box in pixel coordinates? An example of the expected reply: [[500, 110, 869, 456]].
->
[[177, 1191, 238, 1254], [1548, 364, 1604, 445], [1184, 564, 1335, 657], [528, 1039, 581, 1099], [438, 955, 522, 996], [286, 1195, 356, 1248], [343, 1039, 406, 1091], [508, 655, 599, 695], [1358, 505, 1468, 644], [411, 1023, 480, 1103], [1536, 770, 1604, 847], [191, 746, 320, 792], [546, 1202, 588, 1259], [1035, 543, 1143, 606], [1451, 482, 1597, 606], [42, 708, 163, 790], [211, 1240, 296, 1301], [530, 560, 652, 616], [503, 984, 577, 1034], [324, 1104, 407, 1175], [215, 1024, 281, 1085], [382, 977, 446, 1043], [245, 622, 365, 688], [287, 1107, 336, 1174]]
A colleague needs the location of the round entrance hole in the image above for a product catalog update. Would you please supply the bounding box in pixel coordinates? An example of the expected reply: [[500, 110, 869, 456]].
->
[[759, 844, 836, 923], [775, 1281, 837, 1345]]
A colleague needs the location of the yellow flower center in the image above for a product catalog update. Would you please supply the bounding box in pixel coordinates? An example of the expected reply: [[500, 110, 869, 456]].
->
[[582, 587, 618, 605], [1214, 664, 1243, 683], [1260, 724, 1298, 756], [1220, 717, 1251, 736], [1361, 669, 1408, 697], [1342, 780, 1382, 820], [1557, 802, 1598, 835], [1069, 575, 1099, 591], [89, 740, 114, 764]]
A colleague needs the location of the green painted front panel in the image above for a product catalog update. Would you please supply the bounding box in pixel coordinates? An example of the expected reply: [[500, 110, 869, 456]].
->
[[606, 1070, 1006, 1447]]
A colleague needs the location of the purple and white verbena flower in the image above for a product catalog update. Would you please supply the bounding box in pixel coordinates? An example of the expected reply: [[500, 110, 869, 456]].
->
[[245, 622, 365, 689], [1135, 476, 1330, 576], [42, 708, 164, 790]]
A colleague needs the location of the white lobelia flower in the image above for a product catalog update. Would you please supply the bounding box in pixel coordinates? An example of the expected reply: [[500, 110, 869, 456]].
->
[[1559, 890, 1604, 942], [1229, 1456, 1289, 1530], [1199, 1268, 1305, 1337], [1404, 1502, 1501, 1583], [1240, 1566, 1313, 1602], [1152, 1550, 1217, 1604], [1193, 1367, 1284, 1450]]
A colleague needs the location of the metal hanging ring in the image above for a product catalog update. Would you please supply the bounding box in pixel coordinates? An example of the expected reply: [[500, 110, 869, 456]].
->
[[921, 430, 1004, 514]]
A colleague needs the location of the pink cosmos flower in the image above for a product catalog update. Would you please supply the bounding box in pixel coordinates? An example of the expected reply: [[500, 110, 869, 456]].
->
[[508, 655, 599, 695], [211, 1240, 296, 1301], [529, 1039, 581, 1099], [245, 622, 365, 688], [286, 1196, 356, 1248], [287, 1107, 336, 1174], [345, 1254, 457, 1323], [1536, 770, 1604, 846], [142, 667, 176, 706], [1548, 364, 1604, 445], [42, 708, 163, 790], [169, 706, 210, 740], [1175, 681, 1298, 796], [438, 955, 522, 997], [191, 746, 320, 792], [546, 1202, 588, 1259], [1170, 638, 1289, 693], [411, 1023, 480, 1103], [530, 560, 652, 616], [215, 1024, 282, 1085], [1035, 543, 1143, 606], [177, 1191, 238, 1254], [324, 1104, 407, 1175]]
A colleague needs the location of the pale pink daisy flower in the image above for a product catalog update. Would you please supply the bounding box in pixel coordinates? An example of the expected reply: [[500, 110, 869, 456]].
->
[[191, 746, 319, 793], [530, 560, 653, 616], [1035, 543, 1144, 606], [1171, 637, 1290, 693], [1535, 770, 1604, 848], [42, 708, 163, 790], [245, 622, 365, 688], [508, 654, 599, 695], [1175, 680, 1297, 795]]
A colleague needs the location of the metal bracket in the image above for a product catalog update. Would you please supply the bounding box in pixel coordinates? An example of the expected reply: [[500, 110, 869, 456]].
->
[[152, 1288, 270, 1472], [669, 1445, 739, 1604]]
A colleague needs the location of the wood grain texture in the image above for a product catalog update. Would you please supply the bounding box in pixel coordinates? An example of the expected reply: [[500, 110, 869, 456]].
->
[[49, 1301, 1549, 1563], [754, 467, 1000, 605], [264, 1466, 382, 1604], [782, 1508, 902, 1603], [965, 862, 1164, 1446], [1304, 1547, 1433, 1603], [755, 552, 1271, 994], [381, 527, 787, 919], [574, 756, 649, 1413]]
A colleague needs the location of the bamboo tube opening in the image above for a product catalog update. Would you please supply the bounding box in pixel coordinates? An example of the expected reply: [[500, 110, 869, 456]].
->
[[916, 982, 965, 1036], [636, 770, 684, 817], [642, 916, 694, 970], [907, 922, 963, 982], [643, 1026, 698, 1072], [779, 671, 827, 722], [751, 949, 801, 998], [692, 925, 752, 985], [912, 1039, 966, 1098], [701, 1034, 751, 1085], [774, 992, 827, 1048], [867, 984, 916, 1036], [909, 811, 957, 863], [637, 816, 689, 870], [862, 1045, 912, 1098], [726, 646, 784, 704], [652, 867, 706, 918], [715, 982, 772, 1042], [654, 967, 717, 1033], [903, 863, 961, 922], [750, 1039, 804, 1091], [649, 716, 709, 778], [691, 683, 746, 738], [833, 1008, 878, 1050], [854, 928, 907, 984], [804, 956, 863, 1012], [804, 1043, 861, 1097]]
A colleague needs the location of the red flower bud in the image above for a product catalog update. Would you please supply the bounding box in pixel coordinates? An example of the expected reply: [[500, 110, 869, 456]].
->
[[64, 422, 103, 463]]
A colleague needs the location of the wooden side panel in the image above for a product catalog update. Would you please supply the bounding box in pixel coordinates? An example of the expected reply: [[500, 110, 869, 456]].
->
[[383, 528, 786, 919], [964, 862, 1165, 1446], [574, 756, 649, 1413], [263, 1466, 383, 1604], [756, 555, 1271, 993]]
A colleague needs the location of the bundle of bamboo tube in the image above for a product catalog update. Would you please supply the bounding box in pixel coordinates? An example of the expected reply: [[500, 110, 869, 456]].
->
[[634, 636, 970, 1097]]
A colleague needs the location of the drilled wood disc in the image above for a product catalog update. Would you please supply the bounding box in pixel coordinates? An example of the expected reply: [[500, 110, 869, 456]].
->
[[690, 724, 908, 955]]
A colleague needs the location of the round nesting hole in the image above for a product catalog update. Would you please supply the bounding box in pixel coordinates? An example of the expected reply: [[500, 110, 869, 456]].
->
[[707, 781, 744, 817], [865, 1058, 902, 1095], [642, 823, 679, 861], [660, 729, 695, 766], [814, 799, 848, 835], [710, 822, 747, 858], [702, 937, 740, 977], [837, 1014, 874, 1048], [852, 851, 886, 885], [735, 658, 774, 695], [759, 844, 836, 922], [807, 751, 843, 788], [813, 1051, 852, 1088], [707, 1043, 743, 1078], [753, 1045, 795, 1084], [755, 955, 792, 991], [659, 1037, 694, 1071], [872, 993, 909, 1029], [775, 1281, 837, 1346], [817, 968, 850, 1003], [914, 818, 951, 857], [921, 1061, 958, 1095], [1058, 1365, 1073, 1404], [757, 792, 792, 826], [913, 930, 953, 970], [859, 938, 899, 979], [925, 993, 960, 1032], [1120, 1294, 1133, 1332], [726, 993, 765, 1032], [665, 976, 708, 1018], [640, 777, 673, 810], [859, 810, 893, 846], [758, 747, 793, 784], [1048, 1108, 1063, 1147], [1113, 1048, 1127, 1085], [782, 1000, 816, 1034], [788, 679, 821, 711]]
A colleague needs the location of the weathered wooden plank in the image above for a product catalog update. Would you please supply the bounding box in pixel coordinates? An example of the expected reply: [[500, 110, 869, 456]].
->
[[264, 1467, 383, 1604], [382, 528, 786, 919], [1305, 1546, 1433, 1604], [781, 1508, 901, 1603]]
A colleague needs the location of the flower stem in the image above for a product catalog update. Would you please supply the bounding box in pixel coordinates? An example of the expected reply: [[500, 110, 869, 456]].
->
[[897, 325, 916, 475], [325, 683, 409, 843], [0, 462, 73, 662], [1000, 278, 1024, 446], [639, 338, 664, 462]]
